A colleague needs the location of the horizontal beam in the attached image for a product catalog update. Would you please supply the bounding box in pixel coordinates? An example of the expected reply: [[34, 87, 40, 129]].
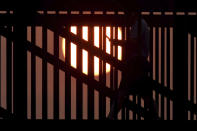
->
[[143, 15, 175, 27], [1, 14, 196, 30], [0, 0, 197, 11], [0, 14, 138, 26], [152, 80, 175, 100]]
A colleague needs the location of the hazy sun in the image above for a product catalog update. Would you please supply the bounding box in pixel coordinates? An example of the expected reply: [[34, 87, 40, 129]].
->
[[62, 26, 122, 76]]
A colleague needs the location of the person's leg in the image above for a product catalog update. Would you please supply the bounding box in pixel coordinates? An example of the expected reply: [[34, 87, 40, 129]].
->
[[143, 94, 159, 120], [142, 78, 158, 120], [108, 57, 146, 120], [108, 77, 130, 120]]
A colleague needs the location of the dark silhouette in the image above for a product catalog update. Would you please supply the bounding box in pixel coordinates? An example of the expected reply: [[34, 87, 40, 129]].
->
[[107, 18, 158, 120], [0, 107, 14, 119]]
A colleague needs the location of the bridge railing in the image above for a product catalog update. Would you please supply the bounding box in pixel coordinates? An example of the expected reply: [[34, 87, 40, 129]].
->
[[0, 10, 196, 120]]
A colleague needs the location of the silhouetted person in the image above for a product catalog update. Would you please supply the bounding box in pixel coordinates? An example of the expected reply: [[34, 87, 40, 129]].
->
[[107, 17, 158, 120]]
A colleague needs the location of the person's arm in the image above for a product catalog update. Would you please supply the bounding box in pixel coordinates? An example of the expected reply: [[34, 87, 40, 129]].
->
[[106, 35, 137, 47]]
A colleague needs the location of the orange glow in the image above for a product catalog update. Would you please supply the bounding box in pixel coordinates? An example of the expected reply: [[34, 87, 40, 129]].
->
[[106, 27, 111, 73], [71, 26, 77, 68], [83, 26, 88, 41], [62, 38, 66, 59], [118, 27, 122, 60], [62, 26, 123, 76], [94, 27, 99, 48], [94, 26, 100, 76], [82, 26, 88, 75], [82, 50, 88, 75], [94, 56, 99, 76], [106, 27, 111, 54]]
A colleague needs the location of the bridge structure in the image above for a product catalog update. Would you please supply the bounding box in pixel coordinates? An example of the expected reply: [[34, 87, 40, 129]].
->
[[0, 0, 197, 120]]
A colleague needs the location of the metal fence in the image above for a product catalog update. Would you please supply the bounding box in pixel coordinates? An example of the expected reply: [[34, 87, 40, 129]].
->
[[0, 9, 197, 120]]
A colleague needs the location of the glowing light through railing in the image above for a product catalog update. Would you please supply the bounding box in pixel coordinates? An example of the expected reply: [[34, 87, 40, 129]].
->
[[118, 27, 122, 60], [118, 27, 122, 40], [62, 26, 123, 76], [82, 26, 88, 41], [94, 26, 100, 76], [106, 27, 111, 54], [94, 56, 100, 77], [82, 26, 88, 75], [62, 38, 66, 59], [94, 27, 99, 48], [71, 26, 77, 68], [106, 27, 111, 73], [83, 50, 88, 75]]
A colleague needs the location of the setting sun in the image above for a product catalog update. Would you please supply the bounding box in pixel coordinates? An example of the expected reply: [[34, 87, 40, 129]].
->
[[62, 26, 122, 77]]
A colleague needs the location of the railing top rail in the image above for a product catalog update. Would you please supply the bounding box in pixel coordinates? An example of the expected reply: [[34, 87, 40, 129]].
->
[[0, 0, 196, 11]]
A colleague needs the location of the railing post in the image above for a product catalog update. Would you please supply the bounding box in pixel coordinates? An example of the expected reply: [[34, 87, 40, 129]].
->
[[99, 26, 106, 120], [13, 10, 27, 119], [88, 25, 94, 120], [6, 24, 12, 113], [0, 34, 1, 107], [42, 26, 48, 120], [54, 30, 59, 120], [173, 15, 188, 120], [76, 25, 83, 119], [65, 26, 71, 120]]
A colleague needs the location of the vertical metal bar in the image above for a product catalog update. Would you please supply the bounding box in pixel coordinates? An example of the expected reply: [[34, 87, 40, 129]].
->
[[31, 26, 36, 119], [88, 26, 94, 120], [149, 27, 153, 78], [13, 13, 27, 119], [101, 26, 106, 119], [196, 37, 197, 115], [190, 34, 194, 120], [188, 32, 190, 120], [125, 26, 132, 120], [164, 27, 168, 120], [110, 26, 114, 107], [161, 27, 165, 120], [65, 26, 71, 120], [147, 12, 154, 120], [138, 97, 141, 120], [155, 27, 159, 82], [54, 31, 59, 119], [7, 25, 12, 113], [42, 26, 47, 119], [103, 11, 108, 120], [167, 27, 170, 120], [173, 16, 188, 120], [149, 26, 154, 120], [0, 35, 1, 106], [114, 26, 119, 120], [132, 96, 136, 120], [99, 26, 104, 120], [117, 26, 125, 120], [155, 27, 159, 118], [76, 26, 82, 119]]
